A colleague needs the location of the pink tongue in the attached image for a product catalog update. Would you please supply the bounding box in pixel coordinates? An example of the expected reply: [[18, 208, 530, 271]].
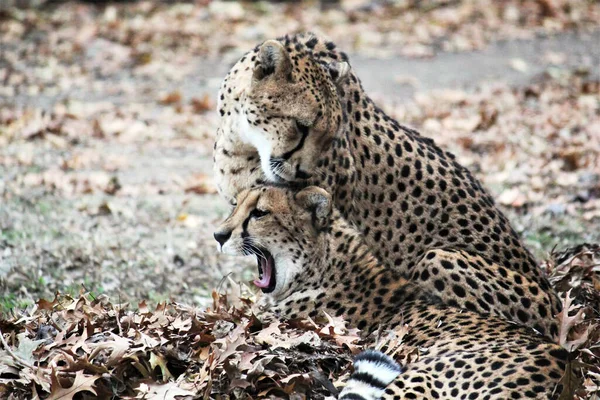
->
[[254, 257, 272, 288]]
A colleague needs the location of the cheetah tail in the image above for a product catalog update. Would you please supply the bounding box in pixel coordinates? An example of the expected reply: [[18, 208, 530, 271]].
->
[[338, 350, 402, 400]]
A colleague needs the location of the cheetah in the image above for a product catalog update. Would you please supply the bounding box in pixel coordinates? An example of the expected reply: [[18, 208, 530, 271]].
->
[[213, 33, 562, 339], [214, 185, 568, 400]]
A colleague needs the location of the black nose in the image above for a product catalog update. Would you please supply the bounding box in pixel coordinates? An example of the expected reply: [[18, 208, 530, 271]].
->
[[214, 231, 232, 247]]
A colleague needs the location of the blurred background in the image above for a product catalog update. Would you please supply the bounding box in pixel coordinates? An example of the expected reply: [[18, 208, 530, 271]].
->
[[0, 0, 599, 313]]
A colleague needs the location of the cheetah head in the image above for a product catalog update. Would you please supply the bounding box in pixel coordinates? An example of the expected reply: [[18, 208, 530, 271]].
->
[[213, 185, 332, 300], [219, 36, 349, 185]]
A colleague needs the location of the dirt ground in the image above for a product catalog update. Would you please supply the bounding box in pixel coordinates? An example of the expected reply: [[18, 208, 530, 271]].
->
[[1, 0, 599, 314]]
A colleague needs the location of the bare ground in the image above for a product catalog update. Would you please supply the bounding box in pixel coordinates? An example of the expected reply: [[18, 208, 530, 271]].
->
[[0, 0, 599, 315]]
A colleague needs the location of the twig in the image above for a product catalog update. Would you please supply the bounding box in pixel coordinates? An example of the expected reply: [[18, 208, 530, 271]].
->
[[114, 305, 123, 337], [216, 272, 234, 295], [82, 283, 96, 301]]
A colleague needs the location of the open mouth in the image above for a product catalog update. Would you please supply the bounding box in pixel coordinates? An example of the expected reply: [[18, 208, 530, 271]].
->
[[254, 250, 276, 293]]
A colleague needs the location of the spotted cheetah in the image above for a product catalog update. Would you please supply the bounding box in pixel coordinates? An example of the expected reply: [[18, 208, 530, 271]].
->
[[214, 185, 568, 399], [213, 33, 561, 339]]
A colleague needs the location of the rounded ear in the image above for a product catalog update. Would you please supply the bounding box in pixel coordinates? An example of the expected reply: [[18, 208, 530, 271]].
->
[[295, 186, 332, 229], [327, 61, 350, 84], [254, 40, 292, 81]]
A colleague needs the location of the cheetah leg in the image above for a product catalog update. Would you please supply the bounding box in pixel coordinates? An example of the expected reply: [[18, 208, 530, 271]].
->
[[410, 248, 560, 340]]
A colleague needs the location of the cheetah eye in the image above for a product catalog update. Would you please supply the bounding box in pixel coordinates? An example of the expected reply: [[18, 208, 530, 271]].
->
[[250, 208, 270, 219], [295, 120, 310, 136]]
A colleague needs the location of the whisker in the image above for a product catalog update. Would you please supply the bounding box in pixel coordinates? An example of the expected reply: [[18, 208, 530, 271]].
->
[[247, 237, 269, 253], [241, 238, 269, 262], [242, 243, 257, 258], [246, 239, 270, 262], [249, 244, 269, 262]]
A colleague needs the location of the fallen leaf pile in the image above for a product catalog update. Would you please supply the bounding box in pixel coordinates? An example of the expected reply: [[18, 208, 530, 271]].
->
[[0, 246, 599, 398], [544, 244, 600, 399], [0, 283, 362, 399]]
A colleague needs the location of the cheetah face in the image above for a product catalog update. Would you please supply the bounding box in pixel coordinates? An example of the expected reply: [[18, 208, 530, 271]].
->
[[213, 185, 332, 300], [234, 40, 348, 184]]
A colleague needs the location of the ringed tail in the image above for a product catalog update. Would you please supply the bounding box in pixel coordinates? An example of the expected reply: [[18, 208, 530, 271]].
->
[[339, 350, 402, 400]]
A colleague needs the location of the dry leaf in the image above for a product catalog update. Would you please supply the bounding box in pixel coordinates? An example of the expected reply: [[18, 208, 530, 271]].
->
[[190, 94, 214, 114], [184, 174, 217, 195], [48, 370, 99, 400], [557, 290, 590, 352], [14, 333, 46, 365], [159, 91, 182, 106], [135, 381, 195, 399], [88, 333, 132, 366], [149, 352, 174, 381]]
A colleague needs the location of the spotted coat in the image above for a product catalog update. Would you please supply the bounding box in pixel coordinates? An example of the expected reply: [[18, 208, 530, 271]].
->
[[213, 33, 562, 339], [215, 186, 569, 400]]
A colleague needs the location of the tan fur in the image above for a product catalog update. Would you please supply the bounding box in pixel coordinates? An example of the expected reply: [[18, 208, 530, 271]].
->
[[213, 33, 561, 339], [215, 186, 568, 400]]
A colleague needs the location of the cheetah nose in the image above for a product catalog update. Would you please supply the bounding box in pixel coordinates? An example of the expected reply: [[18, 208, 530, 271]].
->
[[214, 231, 232, 247]]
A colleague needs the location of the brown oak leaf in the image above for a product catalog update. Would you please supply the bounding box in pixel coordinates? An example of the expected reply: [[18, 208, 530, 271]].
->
[[48, 370, 99, 400]]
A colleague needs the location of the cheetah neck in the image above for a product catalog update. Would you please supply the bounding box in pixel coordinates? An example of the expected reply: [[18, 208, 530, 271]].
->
[[310, 214, 427, 335], [312, 73, 428, 217]]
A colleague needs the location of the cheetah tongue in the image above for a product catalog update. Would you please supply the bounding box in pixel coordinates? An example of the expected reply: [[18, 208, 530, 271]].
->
[[254, 254, 274, 290]]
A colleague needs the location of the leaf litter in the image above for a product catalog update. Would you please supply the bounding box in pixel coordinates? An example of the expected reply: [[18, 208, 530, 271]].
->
[[0, 247, 598, 398], [0, 285, 362, 399], [544, 245, 600, 399]]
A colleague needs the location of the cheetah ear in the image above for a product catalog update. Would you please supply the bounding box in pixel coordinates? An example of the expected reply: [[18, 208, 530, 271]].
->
[[254, 40, 292, 81], [295, 186, 332, 229], [327, 61, 350, 84]]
